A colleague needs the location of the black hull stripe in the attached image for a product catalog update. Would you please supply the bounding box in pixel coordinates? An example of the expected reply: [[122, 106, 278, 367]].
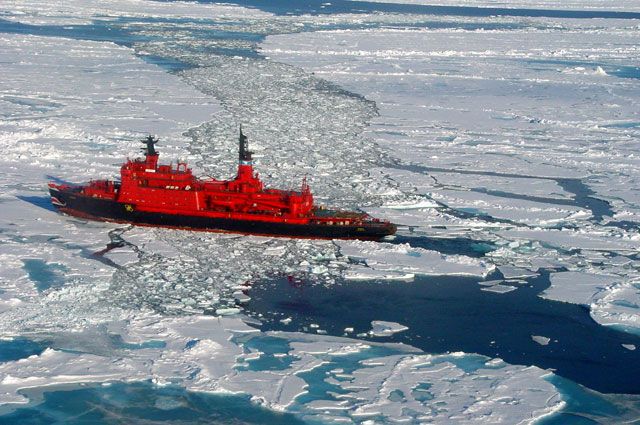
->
[[49, 189, 395, 239]]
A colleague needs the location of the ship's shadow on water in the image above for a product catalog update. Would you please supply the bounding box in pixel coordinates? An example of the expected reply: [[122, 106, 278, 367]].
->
[[15, 195, 57, 213], [246, 271, 640, 394]]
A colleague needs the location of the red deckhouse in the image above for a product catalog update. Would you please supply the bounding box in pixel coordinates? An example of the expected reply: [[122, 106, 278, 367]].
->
[[49, 129, 396, 239]]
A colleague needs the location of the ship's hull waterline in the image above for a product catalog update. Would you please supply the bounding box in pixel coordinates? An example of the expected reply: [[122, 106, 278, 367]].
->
[[50, 187, 397, 240]]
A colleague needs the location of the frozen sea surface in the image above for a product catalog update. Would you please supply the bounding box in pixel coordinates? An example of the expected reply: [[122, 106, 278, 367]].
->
[[1, 0, 640, 423]]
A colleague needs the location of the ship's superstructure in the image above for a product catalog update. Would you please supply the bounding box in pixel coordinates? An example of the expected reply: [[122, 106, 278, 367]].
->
[[49, 130, 396, 239]]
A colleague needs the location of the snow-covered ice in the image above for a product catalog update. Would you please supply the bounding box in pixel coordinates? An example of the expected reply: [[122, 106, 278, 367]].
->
[[543, 271, 619, 306], [343, 0, 640, 12], [3, 0, 272, 26]]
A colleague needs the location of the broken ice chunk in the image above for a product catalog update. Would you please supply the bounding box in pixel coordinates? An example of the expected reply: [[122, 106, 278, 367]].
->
[[369, 321, 408, 337], [481, 284, 517, 294], [280, 317, 293, 325], [531, 335, 551, 346], [215, 307, 241, 316], [499, 266, 538, 279]]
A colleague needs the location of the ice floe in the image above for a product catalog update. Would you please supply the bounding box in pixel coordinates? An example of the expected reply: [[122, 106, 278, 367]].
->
[[531, 335, 551, 346], [543, 271, 619, 306], [369, 321, 409, 337], [338, 240, 493, 278]]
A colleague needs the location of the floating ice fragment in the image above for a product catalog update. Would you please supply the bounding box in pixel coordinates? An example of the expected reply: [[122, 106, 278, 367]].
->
[[311, 265, 328, 274], [531, 335, 551, 346], [280, 317, 292, 325], [369, 321, 408, 337], [567, 210, 592, 220], [485, 358, 506, 368], [481, 284, 517, 294], [215, 307, 241, 316], [622, 344, 636, 351], [344, 266, 415, 281], [383, 199, 438, 209], [595, 66, 608, 76], [478, 279, 504, 287], [499, 266, 538, 279], [233, 291, 251, 303]]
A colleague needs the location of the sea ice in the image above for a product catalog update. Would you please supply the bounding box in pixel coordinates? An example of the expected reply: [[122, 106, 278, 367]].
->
[[531, 335, 551, 346], [542, 271, 619, 306], [481, 284, 518, 294], [369, 321, 409, 337], [3, 0, 272, 26], [1, 3, 638, 423], [342, 0, 640, 12], [261, 18, 640, 337], [338, 240, 492, 277]]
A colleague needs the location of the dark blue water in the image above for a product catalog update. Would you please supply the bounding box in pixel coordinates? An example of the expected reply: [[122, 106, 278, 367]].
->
[[389, 235, 496, 257], [0, 338, 47, 362], [245, 272, 640, 394], [527, 59, 640, 81], [0, 381, 308, 425], [196, 0, 640, 19], [556, 178, 615, 222], [393, 164, 622, 227], [0, 19, 144, 47]]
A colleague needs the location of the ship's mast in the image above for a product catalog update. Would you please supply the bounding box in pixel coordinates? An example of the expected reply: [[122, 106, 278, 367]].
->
[[142, 135, 159, 156], [236, 126, 259, 187], [238, 125, 253, 164], [142, 135, 160, 170]]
